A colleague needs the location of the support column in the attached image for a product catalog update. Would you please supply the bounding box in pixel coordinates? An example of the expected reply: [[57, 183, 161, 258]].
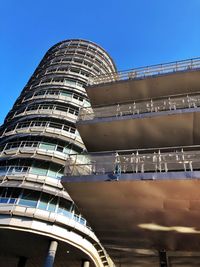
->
[[81, 260, 90, 267], [43, 240, 58, 267], [17, 256, 27, 267], [159, 250, 169, 267]]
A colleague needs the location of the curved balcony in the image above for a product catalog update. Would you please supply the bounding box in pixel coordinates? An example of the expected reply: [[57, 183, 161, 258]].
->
[[25, 79, 87, 94], [0, 187, 90, 230], [20, 90, 90, 108], [8, 105, 79, 123], [0, 165, 63, 188], [0, 141, 86, 165], [39, 54, 113, 77], [45, 45, 115, 71], [55, 40, 116, 69], [1, 121, 84, 148], [0, 209, 112, 267]]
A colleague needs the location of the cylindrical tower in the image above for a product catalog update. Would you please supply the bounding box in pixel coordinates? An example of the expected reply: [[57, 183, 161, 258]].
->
[[0, 39, 116, 267]]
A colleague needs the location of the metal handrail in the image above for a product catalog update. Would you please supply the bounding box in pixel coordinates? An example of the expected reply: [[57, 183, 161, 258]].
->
[[65, 147, 200, 176], [2, 120, 78, 137], [0, 200, 89, 228], [78, 92, 200, 121], [0, 141, 74, 155], [88, 57, 200, 85], [0, 165, 63, 179]]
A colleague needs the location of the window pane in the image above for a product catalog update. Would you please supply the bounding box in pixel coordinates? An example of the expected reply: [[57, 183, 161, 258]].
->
[[38, 193, 49, 210], [19, 190, 40, 208], [0, 198, 9, 203], [31, 167, 47, 176], [47, 197, 57, 212]]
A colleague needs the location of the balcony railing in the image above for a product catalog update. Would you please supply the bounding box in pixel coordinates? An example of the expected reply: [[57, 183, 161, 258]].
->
[[64, 146, 200, 177], [88, 57, 200, 85], [0, 165, 63, 180], [0, 141, 89, 165], [78, 93, 200, 121]]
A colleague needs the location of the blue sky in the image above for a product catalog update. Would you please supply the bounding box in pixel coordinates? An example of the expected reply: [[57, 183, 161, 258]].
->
[[1, 0, 200, 124]]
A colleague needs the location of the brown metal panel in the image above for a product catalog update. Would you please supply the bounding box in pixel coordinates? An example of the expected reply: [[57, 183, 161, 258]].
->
[[78, 112, 196, 152], [87, 70, 200, 107]]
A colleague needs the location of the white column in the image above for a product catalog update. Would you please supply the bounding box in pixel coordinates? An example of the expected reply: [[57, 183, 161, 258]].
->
[[43, 240, 58, 267], [82, 260, 90, 267]]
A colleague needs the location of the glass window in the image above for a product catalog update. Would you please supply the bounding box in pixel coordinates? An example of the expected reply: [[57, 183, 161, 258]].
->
[[60, 91, 72, 97], [0, 167, 6, 175], [1, 187, 13, 198], [39, 143, 56, 151], [57, 198, 73, 217], [30, 167, 47, 176], [0, 198, 9, 203], [59, 198, 72, 211], [47, 196, 57, 212], [37, 193, 49, 210], [19, 190, 40, 208], [11, 188, 21, 198], [9, 198, 16, 204], [47, 169, 61, 179]]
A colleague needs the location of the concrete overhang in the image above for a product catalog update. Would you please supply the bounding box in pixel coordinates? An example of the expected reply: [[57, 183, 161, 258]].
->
[[62, 173, 200, 266], [77, 108, 200, 152], [0, 228, 95, 267], [87, 69, 200, 107]]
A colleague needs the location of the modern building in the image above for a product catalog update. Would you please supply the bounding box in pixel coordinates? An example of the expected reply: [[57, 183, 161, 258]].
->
[[0, 39, 116, 267], [62, 57, 200, 267]]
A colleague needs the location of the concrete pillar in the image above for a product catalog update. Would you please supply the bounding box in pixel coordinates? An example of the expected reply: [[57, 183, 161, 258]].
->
[[17, 256, 27, 267], [43, 240, 58, 267], [82, 260, 90, 267]]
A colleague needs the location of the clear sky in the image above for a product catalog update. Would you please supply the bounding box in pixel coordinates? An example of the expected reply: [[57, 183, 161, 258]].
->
[[1, 0, 200, 124]]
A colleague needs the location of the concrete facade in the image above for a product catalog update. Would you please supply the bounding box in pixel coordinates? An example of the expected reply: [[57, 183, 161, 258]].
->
[[0, 39, 116, 267]]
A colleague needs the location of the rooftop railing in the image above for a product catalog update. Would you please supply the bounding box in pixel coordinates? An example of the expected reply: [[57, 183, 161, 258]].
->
[[78, 92, 200, 121], [64, 146, 200, 177], [88, 57, 200, 86]]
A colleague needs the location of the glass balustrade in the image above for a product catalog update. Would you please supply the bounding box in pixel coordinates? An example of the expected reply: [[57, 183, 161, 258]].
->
[[65, 147, 200, 176], [13, 104, 79, 119], [2, 120, 79, 139], [0, 166, 63, 179], [78, 93, 200, 121], [0, 187, 88, 227], [0, 141, 79, 157], [89, 57, 200, 85]]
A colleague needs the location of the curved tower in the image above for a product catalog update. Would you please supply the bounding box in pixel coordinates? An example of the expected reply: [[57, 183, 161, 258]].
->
[[0, 39, 116, 267]]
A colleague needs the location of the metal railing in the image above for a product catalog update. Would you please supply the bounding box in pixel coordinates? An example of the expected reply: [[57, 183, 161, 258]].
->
[[0, 199, 89, 228], [0, 165, 63, 179], [78, 93, 200, 121], [2, 120, 78, 138], [88, 57, 200, 85], [0, 141, 70, 153], [64, 147, 200, 176], [0, 141, 89, 165], [22, 90, 88, 106], [12, 104, 79, 119]]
